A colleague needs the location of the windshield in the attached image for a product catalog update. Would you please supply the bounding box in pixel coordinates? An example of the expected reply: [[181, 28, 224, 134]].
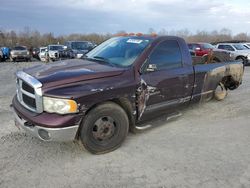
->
[[71, 42, 88, 50], [233, 44, 248, 50], [40, 48, 46, 52], [49, 45, 64, 51], [13, 46, 26, 50], [201, 43, 215, 49], [243, 44, 250, 49], [85, 37, 152, 67]]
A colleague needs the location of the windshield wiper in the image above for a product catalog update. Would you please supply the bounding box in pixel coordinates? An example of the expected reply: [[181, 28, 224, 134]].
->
[[82, 55, 115, 67], [93, 56, 109, 62], [93, 56, 116, 67]]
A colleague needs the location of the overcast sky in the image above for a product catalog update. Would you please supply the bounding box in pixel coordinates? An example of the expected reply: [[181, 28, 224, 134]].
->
[[0, 0, 250, 35]]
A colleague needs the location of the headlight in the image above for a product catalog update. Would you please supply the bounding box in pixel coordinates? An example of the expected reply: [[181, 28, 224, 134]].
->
[[43, 96, 78, 114]]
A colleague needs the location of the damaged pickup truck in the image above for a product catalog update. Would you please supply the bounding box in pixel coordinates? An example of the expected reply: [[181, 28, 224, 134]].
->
[[12, 35, 244, 154]]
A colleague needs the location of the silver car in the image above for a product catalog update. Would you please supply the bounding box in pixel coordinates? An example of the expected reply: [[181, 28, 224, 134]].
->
[[10, 46, 31, 62], [216, 43, 250, 65]]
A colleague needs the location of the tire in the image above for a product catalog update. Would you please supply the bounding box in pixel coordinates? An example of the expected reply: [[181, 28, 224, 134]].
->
[[80, 102, 129, 154], [236, 57, 247, 66], [10, 57, 14, 62], [214, 82, 228, 101], [211, 57, 221, 64]]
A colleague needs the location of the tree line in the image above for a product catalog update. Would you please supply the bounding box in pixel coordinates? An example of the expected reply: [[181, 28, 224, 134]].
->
[[0, 27, 250, 49]]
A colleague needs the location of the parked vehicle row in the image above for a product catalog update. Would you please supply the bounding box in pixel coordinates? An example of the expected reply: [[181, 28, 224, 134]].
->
[[188, 42, 250, 66], [0, 41, 97, 63], [188, 42, 234, 65]]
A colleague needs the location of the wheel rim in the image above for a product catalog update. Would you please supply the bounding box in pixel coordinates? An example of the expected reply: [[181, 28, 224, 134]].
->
[[92, 116, 116, 142], [215, 84, 225, 95], [214, 83, 227, 100]]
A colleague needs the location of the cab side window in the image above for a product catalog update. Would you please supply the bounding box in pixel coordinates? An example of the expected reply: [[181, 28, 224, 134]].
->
[[149, 40, 182, 70], [218, 45, 235, 51]]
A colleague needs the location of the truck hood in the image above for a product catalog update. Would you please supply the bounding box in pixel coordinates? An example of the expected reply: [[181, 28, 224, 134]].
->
[[23, 59, 125, 88]]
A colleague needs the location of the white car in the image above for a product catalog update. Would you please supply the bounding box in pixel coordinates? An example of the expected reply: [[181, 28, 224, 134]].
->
[[241, 43, 250, 49], [47, 45, 64, 61], [39, 47, 47, 62]]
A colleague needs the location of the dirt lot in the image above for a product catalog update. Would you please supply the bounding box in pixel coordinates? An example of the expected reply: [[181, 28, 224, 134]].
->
[[0, 62, 250, 188]]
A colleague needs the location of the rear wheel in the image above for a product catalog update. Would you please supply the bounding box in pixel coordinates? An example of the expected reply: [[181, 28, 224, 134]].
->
[[80, 102, 129, 154], [214, 82, 228, 101]]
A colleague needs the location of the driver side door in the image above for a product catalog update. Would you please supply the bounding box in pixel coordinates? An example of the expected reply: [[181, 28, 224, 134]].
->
[[138, 39, 193, 120]]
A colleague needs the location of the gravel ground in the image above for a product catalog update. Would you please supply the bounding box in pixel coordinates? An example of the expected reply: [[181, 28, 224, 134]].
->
[[0, 62, 250, 188]]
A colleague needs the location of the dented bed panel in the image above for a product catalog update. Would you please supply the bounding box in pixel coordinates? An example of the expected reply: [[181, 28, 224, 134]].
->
[[192, 61, 243, 102]]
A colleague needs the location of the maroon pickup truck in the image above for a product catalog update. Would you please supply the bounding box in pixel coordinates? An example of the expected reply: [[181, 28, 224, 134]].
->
[[12, 36, 244, 154]]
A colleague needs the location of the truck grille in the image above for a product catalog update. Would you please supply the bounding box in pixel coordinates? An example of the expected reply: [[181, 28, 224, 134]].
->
[[16, 71, 43, 113]]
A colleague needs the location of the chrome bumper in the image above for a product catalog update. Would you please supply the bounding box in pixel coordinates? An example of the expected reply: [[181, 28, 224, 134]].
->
[[11, 54, 29, 58], [76, 53, 83, 58], [13, 109, 79, 142]]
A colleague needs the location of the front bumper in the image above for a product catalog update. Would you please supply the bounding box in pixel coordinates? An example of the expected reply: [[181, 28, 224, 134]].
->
[[13, 107, 79, 142], [11, 54, 30, 58], [12, 96, 82, 142], [76, 53, 83, 58]]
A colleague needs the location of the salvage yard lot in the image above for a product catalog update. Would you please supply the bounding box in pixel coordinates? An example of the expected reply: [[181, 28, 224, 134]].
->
[[0, 62, 250, 188]]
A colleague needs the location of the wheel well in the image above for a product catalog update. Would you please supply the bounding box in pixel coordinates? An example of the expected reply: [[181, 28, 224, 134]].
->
[[221, 76, 239, 90], [236, 56, 246, 60], [81, 98, 135, 133], [112, 98, 136, 129], [212, 57, 221, 62]]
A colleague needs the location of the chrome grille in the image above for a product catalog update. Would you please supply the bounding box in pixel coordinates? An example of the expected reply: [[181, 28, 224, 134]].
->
[[16, 71, 43, 113]]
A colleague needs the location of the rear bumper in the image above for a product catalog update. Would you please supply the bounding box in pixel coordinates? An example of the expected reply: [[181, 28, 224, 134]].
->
[[13, 108, 79, 141]]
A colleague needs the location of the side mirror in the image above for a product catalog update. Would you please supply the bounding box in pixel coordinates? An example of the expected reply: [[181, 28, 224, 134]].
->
[[45, 49, 48, 52], [63, 46, 67, 50], [146, 64, 157, 72]]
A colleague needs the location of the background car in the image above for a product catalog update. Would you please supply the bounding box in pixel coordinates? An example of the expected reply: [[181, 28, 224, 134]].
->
[[216, 43, 250, 65], [10, 46, 31, 62], [241, 43, 250, 49], [188, 43, 215, 56], [64, 41, 96, 59], [32, 48, 40, 60], [39, 47, 47, 62], [188, 42, 233, 64], [47, 44, 64, 61], [1, 47, 10, 61]]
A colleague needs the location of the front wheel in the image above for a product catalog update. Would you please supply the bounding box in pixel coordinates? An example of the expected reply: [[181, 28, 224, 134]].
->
[[80, 102, 129, 154], [214, 82, 228, 101], [237, 57, 247, 66]]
